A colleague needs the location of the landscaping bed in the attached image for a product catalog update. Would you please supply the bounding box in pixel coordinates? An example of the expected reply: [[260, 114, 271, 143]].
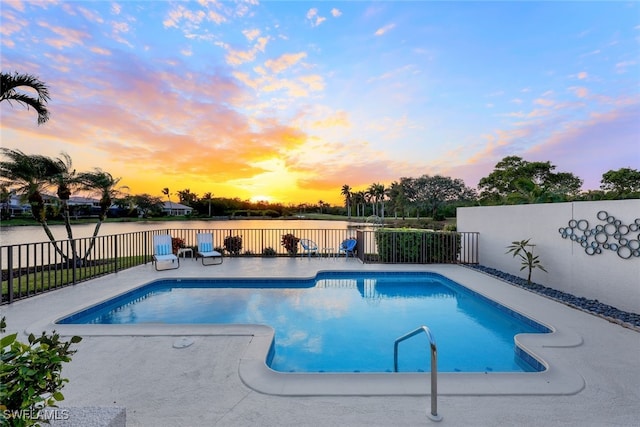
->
[[467, 265, 640, 330]]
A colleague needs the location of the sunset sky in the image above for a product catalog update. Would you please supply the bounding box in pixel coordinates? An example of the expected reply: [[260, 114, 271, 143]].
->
[[1, 1, 638, 205]]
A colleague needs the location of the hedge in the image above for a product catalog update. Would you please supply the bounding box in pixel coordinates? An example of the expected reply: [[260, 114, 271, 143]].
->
[[374, 228, 461, 263]]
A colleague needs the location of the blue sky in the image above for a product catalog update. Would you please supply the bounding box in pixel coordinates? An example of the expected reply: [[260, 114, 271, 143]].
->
[[1, 1, 638, 204]]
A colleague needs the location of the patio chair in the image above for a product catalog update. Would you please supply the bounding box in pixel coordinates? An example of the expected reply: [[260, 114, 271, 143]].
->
[[152, 234, 180, 271], [300, 238, 319, 258], [196, 233, 224, 265], [339, 238, 357, 258]]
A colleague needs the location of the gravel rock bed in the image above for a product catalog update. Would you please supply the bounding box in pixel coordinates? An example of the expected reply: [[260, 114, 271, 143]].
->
[[466, 265, 640, 331]]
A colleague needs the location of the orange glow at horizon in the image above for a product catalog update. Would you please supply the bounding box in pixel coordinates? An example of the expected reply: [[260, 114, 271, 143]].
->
[[0, 1, 636, 203]]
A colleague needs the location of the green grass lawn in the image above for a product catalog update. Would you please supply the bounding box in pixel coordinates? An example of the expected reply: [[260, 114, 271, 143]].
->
[[1, 255, 147, 302]]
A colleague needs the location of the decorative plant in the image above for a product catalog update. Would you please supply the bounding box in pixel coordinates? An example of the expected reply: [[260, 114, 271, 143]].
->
[[223, 235, 242, 256], [0, 317, 82, 426], [281, 233, 300, 256], [262, 247, 277, 257], [506, 239, 547, 285], [171, 237, 185, 254]]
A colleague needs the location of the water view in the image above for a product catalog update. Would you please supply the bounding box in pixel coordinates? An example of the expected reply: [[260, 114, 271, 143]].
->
[[0, 219, 353, 247]]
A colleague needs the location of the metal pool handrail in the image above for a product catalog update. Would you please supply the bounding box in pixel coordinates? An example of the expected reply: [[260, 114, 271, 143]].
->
[[394, 325, 442, 422]]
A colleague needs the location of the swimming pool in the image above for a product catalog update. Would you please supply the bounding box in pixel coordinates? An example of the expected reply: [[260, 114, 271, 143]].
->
[[58, 271, 550, 373]]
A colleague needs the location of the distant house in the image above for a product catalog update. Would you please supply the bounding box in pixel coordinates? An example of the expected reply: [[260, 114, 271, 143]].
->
[[68, 196, 101, 208], [162, 201, 193, 216], [2, 192, 31, 216]]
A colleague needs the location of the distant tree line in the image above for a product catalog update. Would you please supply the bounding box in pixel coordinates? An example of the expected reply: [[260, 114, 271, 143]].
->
[[340, 156, 640, 221], [2, 71, 638, 226]]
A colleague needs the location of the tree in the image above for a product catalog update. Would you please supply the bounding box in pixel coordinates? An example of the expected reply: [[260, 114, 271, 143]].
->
[[386, 181, 408, 219], [317, 200, 328, 214], [353, 191, 366, 217], [177, 188, 197, 206], [0, 184, 9, 219], [340, 184, 352, 218], [0, 149, 68, 247], [162, 187, 172, 215], [600, 168, 640, 196], [505, 177, 566, 205], [0, 150, 130, 265], [132, 193, 163, 217], [50, 152, 76, 242], [1, 71, 51, 125], [478, 156, 582, 203], [412, 174, 475, 218], [366, 183, 386, 219], [202, 192, 214, 217], [76, 169, 128, 256]]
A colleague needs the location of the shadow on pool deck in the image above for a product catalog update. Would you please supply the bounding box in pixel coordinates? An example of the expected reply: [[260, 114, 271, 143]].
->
[[3, 258, 639, 426]]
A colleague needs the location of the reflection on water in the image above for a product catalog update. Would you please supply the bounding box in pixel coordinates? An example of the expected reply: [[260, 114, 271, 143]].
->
[[60, 272, 547, 373], [0, 219, 352, 246]]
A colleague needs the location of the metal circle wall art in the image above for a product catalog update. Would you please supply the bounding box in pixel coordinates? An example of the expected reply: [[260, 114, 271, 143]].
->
[[558, 211, 640, 259]]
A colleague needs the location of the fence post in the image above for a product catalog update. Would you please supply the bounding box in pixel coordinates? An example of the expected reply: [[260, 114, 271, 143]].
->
[[114, 235, 119, 273], [356, 230, 365, 263], [7, 249, 14, 304], [70, 240, 77, 285]]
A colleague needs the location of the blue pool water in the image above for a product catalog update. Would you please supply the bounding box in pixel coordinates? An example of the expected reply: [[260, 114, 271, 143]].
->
[[58, 272, 550, 373]]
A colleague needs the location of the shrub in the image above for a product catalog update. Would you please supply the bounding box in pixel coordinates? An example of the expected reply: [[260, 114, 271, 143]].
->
[[375, 228, 461, 263], [0, 317, 82, 426], [281, 234, 300, 256], [443, 223, 457, 232], [171, 237, 185, 254], [223, 235, 242, 256], [262, 247, 277, 257]]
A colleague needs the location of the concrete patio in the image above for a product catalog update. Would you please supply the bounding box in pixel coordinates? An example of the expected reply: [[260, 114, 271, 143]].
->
[[2, 257, 639, 426]]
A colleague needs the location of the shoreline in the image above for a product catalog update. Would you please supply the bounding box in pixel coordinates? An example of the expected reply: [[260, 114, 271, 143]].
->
[[1, 215, 453, 228]]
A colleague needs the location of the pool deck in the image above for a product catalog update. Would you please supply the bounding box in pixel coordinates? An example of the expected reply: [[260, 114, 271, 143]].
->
[[2, 257, 639, 426]]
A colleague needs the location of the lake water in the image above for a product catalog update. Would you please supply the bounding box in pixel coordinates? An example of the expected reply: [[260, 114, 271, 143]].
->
[[0, 219, 354, 246]]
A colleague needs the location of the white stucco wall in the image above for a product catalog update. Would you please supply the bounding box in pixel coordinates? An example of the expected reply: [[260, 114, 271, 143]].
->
[[457, 200, 640, 314]]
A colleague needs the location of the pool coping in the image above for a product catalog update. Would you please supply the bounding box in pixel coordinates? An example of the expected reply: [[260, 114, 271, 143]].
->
[[25, 265, 587, 397]]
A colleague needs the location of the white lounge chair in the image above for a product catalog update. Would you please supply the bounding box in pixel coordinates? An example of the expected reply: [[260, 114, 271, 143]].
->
[[196, 233, 223, 265], [152, 234, 180, 270], [300, 238, 319, 258]]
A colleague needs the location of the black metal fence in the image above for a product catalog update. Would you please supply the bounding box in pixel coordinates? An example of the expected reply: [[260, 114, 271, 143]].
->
[[1, 228, 478, 304]]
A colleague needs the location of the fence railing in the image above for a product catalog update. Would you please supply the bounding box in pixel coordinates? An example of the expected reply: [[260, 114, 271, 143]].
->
[[356, 230, 479, 264], [1, 228, 478, 304]]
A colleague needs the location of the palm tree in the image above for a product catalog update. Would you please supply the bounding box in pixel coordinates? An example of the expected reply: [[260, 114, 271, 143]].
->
[[177, 188, 197, 206], [375, 183, 386, 221], [1, 71, 51, 125], [0, 184, 9, 219], [0, 148, 70, 256], [49, 152, 76, 242], [202, 192, 213, 217], [340, 184, 352, 218], [162, 187, 172, 215], [364, 188, 375, 216], [366, 183, 386, 219], [387, 181, 408, 219], [353, 191, 366, 217], [76, 169, 128, 258]]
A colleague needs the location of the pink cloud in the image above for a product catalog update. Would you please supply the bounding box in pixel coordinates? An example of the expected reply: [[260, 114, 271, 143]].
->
[[524, 103, 640, 189]]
